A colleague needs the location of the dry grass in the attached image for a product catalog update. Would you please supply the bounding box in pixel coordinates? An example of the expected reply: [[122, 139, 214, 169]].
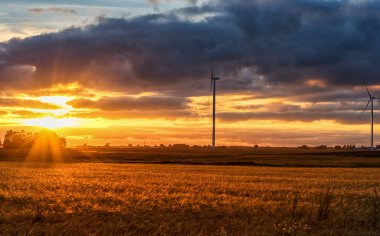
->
[[1, 162, 380, 235], [3, 147, 380, 168]]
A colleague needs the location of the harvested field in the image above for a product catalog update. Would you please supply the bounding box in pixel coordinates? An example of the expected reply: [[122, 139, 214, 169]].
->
[[1, 162, 379, 235]]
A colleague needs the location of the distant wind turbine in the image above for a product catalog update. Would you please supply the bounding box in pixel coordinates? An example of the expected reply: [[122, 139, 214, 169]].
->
[[362, 79, 378, 149], [210, 65, 220, 149]]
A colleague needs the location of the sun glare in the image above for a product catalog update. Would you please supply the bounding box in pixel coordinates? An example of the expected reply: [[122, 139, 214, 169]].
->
[[34, 95, 75, 116], [37, 96, 73, 107], [23, 116, 77, 129]]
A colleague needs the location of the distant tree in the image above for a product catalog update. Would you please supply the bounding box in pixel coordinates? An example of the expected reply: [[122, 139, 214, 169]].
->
[[315, 145, 328, 149], [4, 130, 15, 148], [172, 144, 189, 148], [104, 143, 110, 148], [299, 145, 308, 149], [334, 145, 342, 149], [3, 130, 36, 148], [3, 129, 65, 149], [35, 129, 66, 148], [343, 145, 355, 149]]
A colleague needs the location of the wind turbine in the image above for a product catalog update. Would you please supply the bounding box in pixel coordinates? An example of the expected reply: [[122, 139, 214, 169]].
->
[[210, 65, 220, 149], [362, 79, 378, 149]]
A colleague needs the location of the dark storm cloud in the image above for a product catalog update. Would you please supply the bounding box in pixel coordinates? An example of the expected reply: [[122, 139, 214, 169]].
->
[[67, 96, 190, 111], [0, 13, 244, 93], [1, 0, 380, 122]]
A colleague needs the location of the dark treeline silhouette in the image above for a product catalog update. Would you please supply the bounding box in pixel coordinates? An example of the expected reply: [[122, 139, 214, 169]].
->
[[3, 130, 66, 149], [299, 144, 358, 150]]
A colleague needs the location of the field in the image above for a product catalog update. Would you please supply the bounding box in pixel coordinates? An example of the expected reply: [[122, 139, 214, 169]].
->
[[2, 147, 380, 167], [1, 157, 380, 235]]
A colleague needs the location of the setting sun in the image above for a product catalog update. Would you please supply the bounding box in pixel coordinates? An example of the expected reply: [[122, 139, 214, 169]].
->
[[23, 116, 78, 129]]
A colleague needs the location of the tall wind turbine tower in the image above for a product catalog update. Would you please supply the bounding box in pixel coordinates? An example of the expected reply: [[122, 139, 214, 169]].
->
[[210, 65, 220, 149], [362, 79, 378, 149]]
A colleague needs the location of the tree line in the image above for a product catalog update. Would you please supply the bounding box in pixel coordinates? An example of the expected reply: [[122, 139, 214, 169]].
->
[[2, 130, 66, 149]]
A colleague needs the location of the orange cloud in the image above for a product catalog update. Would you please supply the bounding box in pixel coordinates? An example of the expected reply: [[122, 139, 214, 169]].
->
[[0, 98, 60, 109]]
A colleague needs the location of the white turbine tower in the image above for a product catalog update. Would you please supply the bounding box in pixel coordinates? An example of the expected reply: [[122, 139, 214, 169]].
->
[[362, 79, 378, 149], [210, 65, 220, 149]]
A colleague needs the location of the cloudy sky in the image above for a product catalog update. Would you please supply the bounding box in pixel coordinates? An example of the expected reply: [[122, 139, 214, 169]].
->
[[0, 0, 379, 147]]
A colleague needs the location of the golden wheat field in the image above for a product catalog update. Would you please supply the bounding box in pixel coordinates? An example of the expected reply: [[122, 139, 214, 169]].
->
[[1, 162, 380, 235]]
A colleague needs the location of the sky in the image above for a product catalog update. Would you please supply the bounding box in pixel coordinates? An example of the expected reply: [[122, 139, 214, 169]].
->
[[0, 0, 380, 147]]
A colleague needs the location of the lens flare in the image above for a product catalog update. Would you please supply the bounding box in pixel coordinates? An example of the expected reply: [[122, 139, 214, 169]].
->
[[26, 129, 65, 163]]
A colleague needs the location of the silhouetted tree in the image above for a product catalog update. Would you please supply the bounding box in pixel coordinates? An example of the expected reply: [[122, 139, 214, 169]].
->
[[3, 129, 66, 149], [3, 130, 36, 148], [34, 129, 66, 148]]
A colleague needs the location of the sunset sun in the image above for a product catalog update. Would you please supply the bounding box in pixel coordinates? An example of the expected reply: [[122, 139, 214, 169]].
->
[[23, 116, 78, 129]]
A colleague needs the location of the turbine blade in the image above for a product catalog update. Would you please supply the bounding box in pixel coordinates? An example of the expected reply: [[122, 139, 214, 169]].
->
[[362, 99, 371, 113], [208, 67, 213, 106], [361, 79, 372, 98], [211, 64, 214, 79]]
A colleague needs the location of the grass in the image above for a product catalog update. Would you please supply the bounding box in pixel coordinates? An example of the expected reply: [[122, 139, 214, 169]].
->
[[2, 147, 380, 167], [1, 162, 380, 235]]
